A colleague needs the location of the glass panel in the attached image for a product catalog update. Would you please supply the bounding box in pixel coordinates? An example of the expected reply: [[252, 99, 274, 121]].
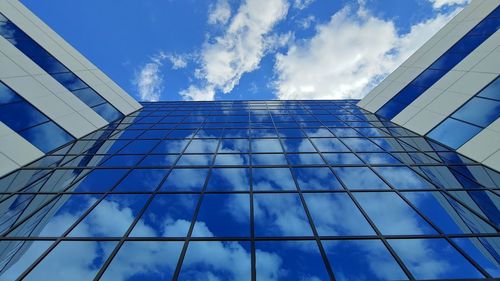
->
[[334, 167, 388, 189], [114, 169, 167, 192], [69, 194, 149, 237], [161, 169, 209, 191], [252, 168, 296, 191], [373, 167, 432, 189], [256, 241, 330, 280], [0, 240, 53, 279], [452, 97, 500, 127], [427, 118, 482, 149], [310, 138, 349, 152], [178, 241, 251, 281], [389, 238, 484, 279], [213, 154, 249, 165], [304, 193, 375, 235], [452, 237, 500, 277], [251, 139, 283, 153], [130, 194, 199, 237], [323, 153, 363, 165], [71, 169, 128, 192], [184, 139, 219, 153], [282, 139, 316, 152], [99, 241, 183, 281], [357, 153, 401, 164], [193, 194, 250, 237], [254, 193, 312, 236], [323, 240, 408, 280], [206, 168, 250, 191], [23, 241, 117, 280], [251, 153, 287, 165], [293, 167, 343, 190], [354, 192, 437, 235]]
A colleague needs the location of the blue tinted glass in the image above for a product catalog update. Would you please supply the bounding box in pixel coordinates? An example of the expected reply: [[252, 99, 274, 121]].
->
[[193, 194, 250, 237], [389, 238, 484, 279], [294, 167, 343, 190], [0, 241, 53, 279], [429, 52, 466, 70], [278, 128, 304, 137], [71, 169, 128, 192], [252, 168, 296, 191], [69, 194, 149, 237], [206, 168, 249, 191], [179, 241, 251, 281], [185, 139, 219, 153], [114, 169, 167, 192], [374, 166, 432, 189], [287, 153, 325, 165], [310, 138, 349, 152], [24, 241, 117, 280], [402, 191, 495, 234], [283, 139, 316, 152], [256, 241, 330, 280], [100, 155, 142, 167], [51, 72, 87, 90], [341, 138, 382, 152], [334, 167, 388, 189], [139, 155, 177, 166], [477, 77, 500, 100], [427, 118, 482, 149], [358, 152, 401, 164], [130, 194, 199, 237], [100, 241, 183, 281], [323, 153, 363, 164], [177, 154, 212, 166], [118, 140, 159, 154], [452, 237, 500, 277], [304, 128, 334, 137], [152, 140, 189, 153], [161, 169, 209, 191], [254, 193, 312, 236], [452, 97, 500, 127], [19, 121, 74, 153], [392, 85, 426, 104], [251, 153, 287, 165], [376, 100, 407, 120], [214, 154, 249, 165], [0, 101, 48, 131], [219, 139, 249, 153], [304, 193, 374, 235], [92, 102, 123, 122], [72, 88, 105, 107], [251, 139, 283, 152], [0, 82, 22, 104], [355, 192, 437, 235], [323, 240, 407, 280], [410, 69, 446, 87], [34, 55, 69, 74]]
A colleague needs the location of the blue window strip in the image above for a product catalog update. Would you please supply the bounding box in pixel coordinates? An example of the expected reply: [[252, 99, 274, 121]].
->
[[427, 76, 500, 150], [0, 15, 123, 123], [0, 82, 74, 153], [376, 7, 500, 120]]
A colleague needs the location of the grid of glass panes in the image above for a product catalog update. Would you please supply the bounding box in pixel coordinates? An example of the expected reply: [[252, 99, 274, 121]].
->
[[0, 100, 499, 281]]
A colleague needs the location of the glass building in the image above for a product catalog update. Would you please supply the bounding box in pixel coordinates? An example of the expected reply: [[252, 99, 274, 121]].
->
[[0, 100, 499, 280]]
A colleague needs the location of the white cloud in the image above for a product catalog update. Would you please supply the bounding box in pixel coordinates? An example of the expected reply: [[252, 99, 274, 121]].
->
[[293, 0, 315, 10], [297, 15, 315, 29], [181, 0, 289, 101], [132, 53, 166, 102], [429, 0, 470, 9], [273, 4, 460, 100], [208, 0, 232, 25], [166, 53, 188, 69]]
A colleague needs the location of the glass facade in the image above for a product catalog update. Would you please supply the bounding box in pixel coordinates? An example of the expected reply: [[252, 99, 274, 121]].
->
[[0, 100, 499, 280], [0, 13, 124, 123], [376, 6, 500, 120]]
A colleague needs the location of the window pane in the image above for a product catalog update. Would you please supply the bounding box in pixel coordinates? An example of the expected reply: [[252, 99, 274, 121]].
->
[[374, 167, 431, 189], [304, 193, 374, 235], [178, 241, 251, 281], [334, 167, 388, 189], [100, 241, 183, 281], [130, 194, 198, 237], [354, 192, 437, 235], [323, 153, 363, 164], [389, 238, 484, 279], [293, 167, 343, 190], [452, 97, 500, 127], [323, 240, 407, 280], [251, 139, 283, 153], [114, 169, 167, 192], [193, 194, 250, 237], [254, 193, 312, 236], [310, 138, 349, 152], [206, 168, 249, 191], [161, 169, 209, 191], [252, 168, 296, 191], [427, 118, 482, 149], [256, 241, 330, 280], [71, 169, 128, 192], [251, 154, 287, 165]]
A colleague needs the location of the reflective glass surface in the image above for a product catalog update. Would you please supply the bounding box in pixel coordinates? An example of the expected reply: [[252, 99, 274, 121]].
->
[[0, 100, 498, 280]]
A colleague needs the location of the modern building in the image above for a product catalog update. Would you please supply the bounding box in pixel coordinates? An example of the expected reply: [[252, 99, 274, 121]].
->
[[0, 1, 499, 281]]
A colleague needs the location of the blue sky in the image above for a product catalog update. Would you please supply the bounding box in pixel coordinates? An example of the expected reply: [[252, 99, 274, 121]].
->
[[21, 0, 469, 101]]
